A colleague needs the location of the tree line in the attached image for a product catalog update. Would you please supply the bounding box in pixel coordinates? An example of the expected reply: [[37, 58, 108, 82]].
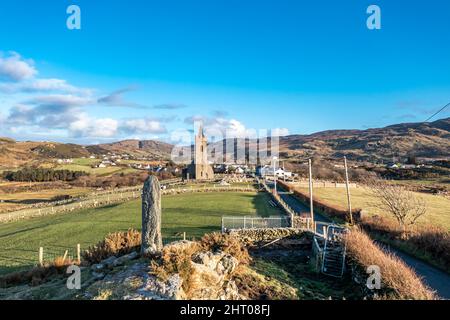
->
[[2, 168, 88, 182]]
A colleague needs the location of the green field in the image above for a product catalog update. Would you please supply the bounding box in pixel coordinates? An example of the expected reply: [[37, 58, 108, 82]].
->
[[0, 192, 283, 275]]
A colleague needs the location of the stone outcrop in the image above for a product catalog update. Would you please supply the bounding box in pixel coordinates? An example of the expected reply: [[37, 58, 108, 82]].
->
[[85, 241, 244, 300]]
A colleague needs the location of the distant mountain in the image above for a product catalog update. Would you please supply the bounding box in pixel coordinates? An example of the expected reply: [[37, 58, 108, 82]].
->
[[86, 139, 173, 159], [204, 118, 450, 163], [0, 118, 449, 168], [0, 141, 90, 168], [278, 117, 450, 162]]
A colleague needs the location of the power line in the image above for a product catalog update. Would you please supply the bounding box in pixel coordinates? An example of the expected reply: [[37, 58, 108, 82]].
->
[[424, 102, 450, 122]]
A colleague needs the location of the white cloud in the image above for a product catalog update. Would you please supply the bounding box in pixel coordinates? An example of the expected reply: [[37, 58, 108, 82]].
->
[[122, 118, 167, 134], [0, 78, 92, 95], [0, 52, 37, 81], [69, 114, 118, 138], [184, 115, 290, 140], [91, 118, 119, 137], [26, 94, 93, 108]]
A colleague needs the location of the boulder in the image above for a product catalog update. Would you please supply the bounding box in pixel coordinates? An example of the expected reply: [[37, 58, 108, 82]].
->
[[113, 251, 139, 267]]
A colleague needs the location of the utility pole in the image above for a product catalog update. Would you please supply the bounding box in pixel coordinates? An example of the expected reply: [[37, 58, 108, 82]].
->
[[273, 156, 278, 195], [344, 156, 354, 224], [308, 159, 314, 226]]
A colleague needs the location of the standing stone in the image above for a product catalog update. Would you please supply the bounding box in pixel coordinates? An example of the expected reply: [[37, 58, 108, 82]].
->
[[141, 176, 163, 255]]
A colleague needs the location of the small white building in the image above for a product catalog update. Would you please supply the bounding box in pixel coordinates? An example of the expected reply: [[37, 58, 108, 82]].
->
[[259, 165, 292, 178], [235, 167, 245, 174]]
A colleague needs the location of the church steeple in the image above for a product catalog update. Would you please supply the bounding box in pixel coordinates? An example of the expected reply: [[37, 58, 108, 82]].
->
[[198, 124, 204, 137]]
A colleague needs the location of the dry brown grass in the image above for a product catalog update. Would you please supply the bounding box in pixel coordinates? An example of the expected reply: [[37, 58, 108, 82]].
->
[[0, 258, 76, 288], [345, 228, 437, 300], [361, 216, 450, 271], [150, 242, 199, 293], [199, 232, 251, 265], [278, 181, 360, 222], [150, 233, 250, 296], [82, 229, 141, 264]]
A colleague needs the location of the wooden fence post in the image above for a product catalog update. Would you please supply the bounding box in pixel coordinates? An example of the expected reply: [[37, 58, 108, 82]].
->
[[62, 250, 68, 264], [39, 247, 44, 266], [344, 156, 354, 225], [183, 232, 186, 241], [77, 244, 81, 264]]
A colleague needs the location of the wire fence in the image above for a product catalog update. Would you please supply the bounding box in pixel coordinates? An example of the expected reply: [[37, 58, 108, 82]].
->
[[0, 180, 257, 223], [37, 244, 81, 266], [221, 216, 292, 232]]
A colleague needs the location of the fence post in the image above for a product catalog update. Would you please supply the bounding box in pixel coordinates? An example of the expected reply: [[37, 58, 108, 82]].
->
[[183, 232, 186, 241], [62, 250, 68, 264], [77, 244, 81, 264], [39, 247, 44, 266]]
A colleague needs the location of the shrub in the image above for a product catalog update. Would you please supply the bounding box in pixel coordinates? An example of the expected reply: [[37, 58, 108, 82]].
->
[[150, 242, 199, 293], [82, 229, 141, 264], [345, 227, 436, 300], [0, 259, 74, 288], [150, 233, 250, 296], [2, 168, 87, 182], [199, 232, 250, 265]]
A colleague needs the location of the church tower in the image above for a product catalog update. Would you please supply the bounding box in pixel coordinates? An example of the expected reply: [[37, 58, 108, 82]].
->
[[184, 125, 215, 180]]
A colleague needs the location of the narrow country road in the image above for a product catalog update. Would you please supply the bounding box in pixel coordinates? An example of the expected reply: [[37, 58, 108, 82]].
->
[[377, 241, 450, 299], [268, 180, 450, 299]]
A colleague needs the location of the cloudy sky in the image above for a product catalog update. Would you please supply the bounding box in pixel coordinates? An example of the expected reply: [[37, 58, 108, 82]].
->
[[0, 0, 449, 145]]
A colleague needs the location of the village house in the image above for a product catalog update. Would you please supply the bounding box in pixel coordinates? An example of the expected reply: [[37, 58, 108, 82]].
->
[[56, 159, 73, 164]]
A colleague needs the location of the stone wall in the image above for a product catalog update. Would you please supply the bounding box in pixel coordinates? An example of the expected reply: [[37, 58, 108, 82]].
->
[[228, 228, 311, 244]]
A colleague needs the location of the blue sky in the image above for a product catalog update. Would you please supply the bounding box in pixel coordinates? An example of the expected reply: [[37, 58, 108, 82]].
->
[[0, 0, 449, 144]]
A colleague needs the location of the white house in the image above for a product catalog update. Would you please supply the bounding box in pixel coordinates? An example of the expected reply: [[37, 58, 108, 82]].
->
[[259, 165, 292, 178], [235, 167, 245, 174]]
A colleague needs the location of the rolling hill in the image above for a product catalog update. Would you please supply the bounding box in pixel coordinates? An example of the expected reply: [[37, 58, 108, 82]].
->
[[0, 118, 449, 169]]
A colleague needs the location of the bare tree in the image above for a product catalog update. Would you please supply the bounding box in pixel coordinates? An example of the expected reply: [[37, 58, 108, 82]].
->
[[368, 179, 426, 236]]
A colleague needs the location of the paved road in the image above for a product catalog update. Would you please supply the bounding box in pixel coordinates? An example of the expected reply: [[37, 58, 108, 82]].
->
[[377, 241, 450, 299], [267, 182, 331, 234], [268, 180, 450, 299]]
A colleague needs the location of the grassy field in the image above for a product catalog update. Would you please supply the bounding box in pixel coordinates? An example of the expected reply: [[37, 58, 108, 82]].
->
[[0, 192, 283, 275], [0, 187, 91, 212], [296, 186, 450, 230]]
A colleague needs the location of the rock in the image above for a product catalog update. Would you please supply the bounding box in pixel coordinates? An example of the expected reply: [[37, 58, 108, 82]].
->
[[220, 280, 244, 300], [113, 251, 139, 267], [91, 263, 105, 271], [100, 256, 117, 268], [217, 255, 238, 275], [141, 176, 163, 255], [136, 274, 185, 300], [91, 272, 105, 280], [192, 251, 223, 270]]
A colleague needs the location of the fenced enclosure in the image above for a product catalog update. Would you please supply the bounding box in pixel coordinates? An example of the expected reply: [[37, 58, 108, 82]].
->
[[38, 244, 81, 266], [221, 216, 292, 232], [0, 181, 258, 223]]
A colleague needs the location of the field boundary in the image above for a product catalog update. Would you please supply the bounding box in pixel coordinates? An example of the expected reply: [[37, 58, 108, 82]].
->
[[0, 184, 258, 223]]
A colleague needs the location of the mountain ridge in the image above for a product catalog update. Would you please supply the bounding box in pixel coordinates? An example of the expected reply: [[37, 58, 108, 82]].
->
[[0, 118, 449, 168]]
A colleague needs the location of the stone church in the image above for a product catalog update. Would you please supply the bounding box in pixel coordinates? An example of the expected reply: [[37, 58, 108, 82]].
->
[[183, 126, 215, 180]]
